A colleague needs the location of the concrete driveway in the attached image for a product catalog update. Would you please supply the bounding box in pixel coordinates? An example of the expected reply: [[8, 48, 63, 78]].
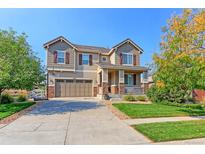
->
[[0, 99, 150, 145]]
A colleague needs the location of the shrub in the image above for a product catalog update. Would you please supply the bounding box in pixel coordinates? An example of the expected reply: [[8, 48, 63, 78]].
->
[[123, 95, 135, 101], [17, 95, 27, 102], [182, 104, 203, 110], [146, 84, 191, 104], [0, 93, 14, 104], [146, 85, 167, 103], [135, 95, 147, 101]]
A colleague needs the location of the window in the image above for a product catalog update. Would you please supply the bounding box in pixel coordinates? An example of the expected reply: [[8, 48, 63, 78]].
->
[[102, 57, 107, 62], [57, 51, 65, 64], [122, 53, 133, 65], [124, 74, 133, 86], [82, 54, 89, 65]]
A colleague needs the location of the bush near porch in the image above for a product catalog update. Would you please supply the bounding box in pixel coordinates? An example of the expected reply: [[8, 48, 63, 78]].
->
[[123, 95, 147, 102]]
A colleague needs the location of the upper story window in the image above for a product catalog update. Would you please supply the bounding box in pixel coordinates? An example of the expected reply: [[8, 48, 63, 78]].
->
[[102, 56, 107, 62], [82, 54, 89, 65], [57, 51, 65, 64], [122, 53, 133, 65]]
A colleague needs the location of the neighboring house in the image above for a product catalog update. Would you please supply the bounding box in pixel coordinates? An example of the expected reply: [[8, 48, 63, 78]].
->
[[141, 75, 153, 93], [43, 36, 148, 98]]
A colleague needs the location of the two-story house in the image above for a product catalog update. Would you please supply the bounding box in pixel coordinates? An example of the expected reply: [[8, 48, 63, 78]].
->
[[43, 36, 148, 99]]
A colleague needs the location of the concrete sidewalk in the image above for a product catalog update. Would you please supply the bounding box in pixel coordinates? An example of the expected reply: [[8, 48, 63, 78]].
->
[[155, 138, 205, 144], [123, 116, 205, 125], [122, 116, 205, 145]]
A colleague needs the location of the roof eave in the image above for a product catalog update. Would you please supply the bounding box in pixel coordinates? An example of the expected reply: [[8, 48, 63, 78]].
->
[[43, 36, 78, 50]]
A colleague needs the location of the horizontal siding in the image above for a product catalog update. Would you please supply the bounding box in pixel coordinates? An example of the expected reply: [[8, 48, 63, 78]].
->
[[47, 41, 74, 69], [76, 51, 99, 70], [115, 42, 140, 65]]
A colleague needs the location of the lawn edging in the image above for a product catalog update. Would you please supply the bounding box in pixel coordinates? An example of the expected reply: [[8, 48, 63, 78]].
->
[[113, 103, 205, 118], [0, 101, 41, 124], [103, 100, 130, 120]]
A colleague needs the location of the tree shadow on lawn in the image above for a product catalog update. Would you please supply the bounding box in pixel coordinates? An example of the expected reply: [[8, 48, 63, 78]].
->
[[27, 100, 104, 115]]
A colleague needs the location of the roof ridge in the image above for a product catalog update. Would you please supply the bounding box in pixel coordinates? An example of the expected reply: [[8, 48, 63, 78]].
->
[[73, 43, 110, 49]]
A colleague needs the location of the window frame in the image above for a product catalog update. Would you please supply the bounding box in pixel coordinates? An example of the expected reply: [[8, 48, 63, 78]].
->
[[122, 52, 133, 66], [102, 56, 107, 62], [82, 53, 89, 65], [124, 73, 134, 86], [57, 50, 65, 64]]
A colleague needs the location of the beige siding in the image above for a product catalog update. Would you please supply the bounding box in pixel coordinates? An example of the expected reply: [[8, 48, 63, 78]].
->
[[99, 55, 111, 64], [110, 52, 115, 64], [48, 71, 98, 86], [47, 40, 75, 69], [115, 42, 140, 65], [76, 51, 99, 70]]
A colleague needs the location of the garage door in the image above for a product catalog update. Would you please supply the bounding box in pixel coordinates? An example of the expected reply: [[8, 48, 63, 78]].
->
[[55, 79, 92, 97]]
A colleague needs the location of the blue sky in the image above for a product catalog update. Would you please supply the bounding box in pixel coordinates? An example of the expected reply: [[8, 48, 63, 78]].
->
[[0, 9, 182, 66]]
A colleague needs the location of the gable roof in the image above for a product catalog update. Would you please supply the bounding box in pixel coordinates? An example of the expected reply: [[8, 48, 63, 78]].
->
[[43, 36, 143, 55], [111, 38, 143, 53], [43, 36, 77, 50]]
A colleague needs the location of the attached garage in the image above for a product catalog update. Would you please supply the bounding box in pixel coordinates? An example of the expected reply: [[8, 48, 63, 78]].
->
[[55, 79, 93, 97]]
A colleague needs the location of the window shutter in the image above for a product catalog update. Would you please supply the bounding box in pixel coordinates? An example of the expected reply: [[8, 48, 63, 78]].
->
[[89, 54, 93, 65], [120, 53, 122, 65], [54, 51, 57, 63], [66, 52, 70, 64], [133, 74, 136, 85], [133, 54, 137, 66], [79, 54, 82, 65]]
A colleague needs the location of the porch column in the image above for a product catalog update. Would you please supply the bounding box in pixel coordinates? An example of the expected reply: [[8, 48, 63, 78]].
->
[[118, 70, 125, 94], [102, 68, 109, 95], [111, 71, 118, 94]]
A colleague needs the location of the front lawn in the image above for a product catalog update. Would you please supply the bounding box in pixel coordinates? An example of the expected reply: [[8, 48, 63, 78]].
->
[[113, 103, 205, 118], [0, 102, 35, 120], [133, 120, 205, 142]]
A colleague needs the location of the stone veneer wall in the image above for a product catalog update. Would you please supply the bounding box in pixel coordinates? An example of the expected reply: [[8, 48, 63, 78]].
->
[[119, 83, 125, 94], [102, 82, 109, 95]]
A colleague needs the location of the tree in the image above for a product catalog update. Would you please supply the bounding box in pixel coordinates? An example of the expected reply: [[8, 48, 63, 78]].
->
[[0, 29, 45, 98], [148, 9, 205, 103]]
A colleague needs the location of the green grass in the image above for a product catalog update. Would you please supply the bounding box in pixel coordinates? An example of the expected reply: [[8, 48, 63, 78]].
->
[[0, 102, 35, 120], [133, 120, 205, 142], [113, 103, 205, 118]]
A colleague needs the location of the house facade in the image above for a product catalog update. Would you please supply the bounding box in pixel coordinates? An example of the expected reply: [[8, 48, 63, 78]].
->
[[44, 36, 148, 98]]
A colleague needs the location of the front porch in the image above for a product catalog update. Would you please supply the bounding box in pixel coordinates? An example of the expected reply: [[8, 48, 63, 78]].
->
[[96, 63, 148, 98]]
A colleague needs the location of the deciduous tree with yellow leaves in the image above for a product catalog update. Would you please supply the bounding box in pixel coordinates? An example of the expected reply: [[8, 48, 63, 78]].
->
[[147, 9, 205, 103]]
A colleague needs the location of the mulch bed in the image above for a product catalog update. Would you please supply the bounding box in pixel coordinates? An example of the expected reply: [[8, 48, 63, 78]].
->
[[103, 100, 130, 120], [0, 101, 43, 124]]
